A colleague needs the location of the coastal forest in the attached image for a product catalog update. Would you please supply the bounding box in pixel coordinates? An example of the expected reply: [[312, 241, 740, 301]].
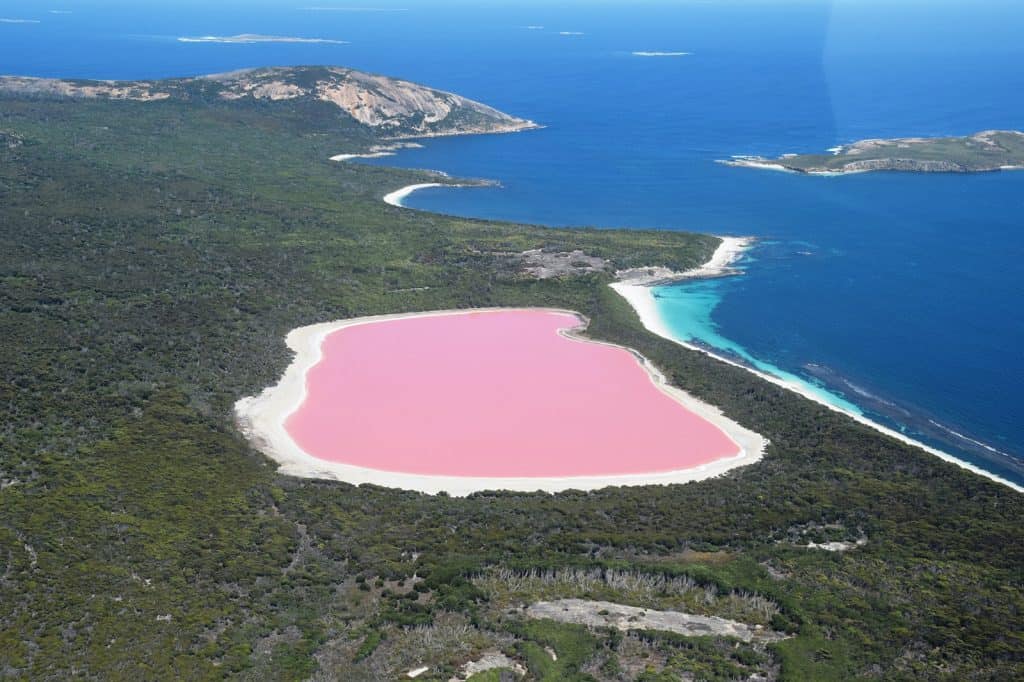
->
[[1, 75, 1022, 681]]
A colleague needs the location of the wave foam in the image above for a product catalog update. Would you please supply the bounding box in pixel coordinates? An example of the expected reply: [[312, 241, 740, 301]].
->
[[632, 51, 691, 57], [928, 420, 1017, 461], [299, 6, 408, 10], [178, 34, 347, 44]]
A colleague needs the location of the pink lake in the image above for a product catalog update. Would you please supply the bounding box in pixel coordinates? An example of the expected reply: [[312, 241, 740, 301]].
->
[[285, 310, 740, 478]]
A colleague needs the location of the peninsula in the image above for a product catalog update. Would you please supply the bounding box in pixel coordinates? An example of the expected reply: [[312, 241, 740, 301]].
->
[[723, 129, 1024, 174], [0, 65, 539, 140]]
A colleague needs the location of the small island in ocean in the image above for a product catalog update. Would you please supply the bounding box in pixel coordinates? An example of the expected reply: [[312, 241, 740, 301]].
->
[[723, 129, 1024, 174]]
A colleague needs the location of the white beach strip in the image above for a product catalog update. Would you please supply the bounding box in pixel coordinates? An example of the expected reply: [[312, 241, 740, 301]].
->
[[330, 151, 395, 162], [330, 142, 424, 163], [615, 236, 752, 285], [681, 236, 751, 279], [234, 307, 767, 496], [382, 183, 454, 207], [609, 243, 1024, 494]]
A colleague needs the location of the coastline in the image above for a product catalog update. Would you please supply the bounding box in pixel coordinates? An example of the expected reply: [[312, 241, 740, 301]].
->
[[234, 308, 767, 496], [615, 236, 753, 285], [717, 157, 871, 176], [384, 120, 543, 141], [330, 142, 425, 163], [720, 157, 1023, 176], [610, 239, 1024, 494]]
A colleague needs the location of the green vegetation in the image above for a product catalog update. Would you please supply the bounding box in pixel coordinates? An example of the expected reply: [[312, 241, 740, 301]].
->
[[466, 669, 517, 682], [1, 80, 1023, 680], [633, 631, 772, 682], [728, 129, 1024, 174], [511, 620, 601, 680], [0, 65, 535, 142]]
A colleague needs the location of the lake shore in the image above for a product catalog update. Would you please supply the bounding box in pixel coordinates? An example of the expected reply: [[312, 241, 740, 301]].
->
[[234, 308, 767, 496]]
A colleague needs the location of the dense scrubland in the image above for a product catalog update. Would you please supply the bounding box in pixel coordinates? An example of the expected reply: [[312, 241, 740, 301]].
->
[[1, 88, 1022, 680]]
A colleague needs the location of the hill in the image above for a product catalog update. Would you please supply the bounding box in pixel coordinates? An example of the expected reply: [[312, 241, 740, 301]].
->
[[0, 65, 538, 140]]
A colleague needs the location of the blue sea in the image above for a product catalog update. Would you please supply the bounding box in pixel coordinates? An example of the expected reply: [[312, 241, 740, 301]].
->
[[3, 0, 1022, 486]]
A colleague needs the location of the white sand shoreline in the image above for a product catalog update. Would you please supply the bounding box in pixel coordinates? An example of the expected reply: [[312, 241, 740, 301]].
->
[[616, 236, 753, 285], [610, 238, 1024, 494], [330, 142, 425, 163], [234, 308, 767, 496], [382, 183, 456, 207], [330, 151, 396, 162]]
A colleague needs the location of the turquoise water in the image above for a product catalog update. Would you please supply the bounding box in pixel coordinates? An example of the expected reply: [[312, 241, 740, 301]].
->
[[651, 274, 866, 418], [2, 0, 1022, 485]]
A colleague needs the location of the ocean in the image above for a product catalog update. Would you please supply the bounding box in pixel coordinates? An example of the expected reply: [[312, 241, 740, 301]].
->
[[3, 0, 1022, 485]]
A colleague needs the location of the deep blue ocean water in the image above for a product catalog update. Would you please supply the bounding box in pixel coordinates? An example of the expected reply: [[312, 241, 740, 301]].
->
[[3, 0, 1022, 485]]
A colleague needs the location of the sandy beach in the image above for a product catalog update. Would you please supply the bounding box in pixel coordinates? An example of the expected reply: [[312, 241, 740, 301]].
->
[[610, 239, 1024, 494], [235, 308, 767, 496], [330, 142, 425, 163], [382, 183, 453, 207], [330, 151, 396, 162], [615, 236, 752, 286]]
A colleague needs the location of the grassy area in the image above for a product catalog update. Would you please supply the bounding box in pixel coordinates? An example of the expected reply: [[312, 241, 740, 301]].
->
[[0, 91, 1022, 680]]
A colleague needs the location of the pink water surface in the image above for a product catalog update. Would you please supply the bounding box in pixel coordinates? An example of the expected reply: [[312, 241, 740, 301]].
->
[[285, 310, 739, 478]]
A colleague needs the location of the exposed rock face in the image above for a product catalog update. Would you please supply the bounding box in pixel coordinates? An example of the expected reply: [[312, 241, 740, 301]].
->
[[452, 651, 525, 680], [0, 66, 538, 139], [519, 249, 609, 279], [524, 599, 788, 643], [0, 76, 170, 101], [838, 158, 967, 173]]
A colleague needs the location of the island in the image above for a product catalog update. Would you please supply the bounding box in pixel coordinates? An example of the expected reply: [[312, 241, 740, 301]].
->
[[722, 129, 1024, 174], [1, 67, 1022, 681]]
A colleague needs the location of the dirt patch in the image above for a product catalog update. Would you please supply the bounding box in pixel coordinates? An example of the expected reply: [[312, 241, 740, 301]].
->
[[525, 599, 788, 643], [519, 249, 609, 279], [453, 651, 525, 680]]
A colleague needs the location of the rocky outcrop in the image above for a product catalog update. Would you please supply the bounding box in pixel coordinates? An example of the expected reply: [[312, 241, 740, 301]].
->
[[837, 158, 967, 173], [0, 66, 539, 139], [524, 599, 788, 643], [518, 249, 609, 279], [0, 76, 170, 101]]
